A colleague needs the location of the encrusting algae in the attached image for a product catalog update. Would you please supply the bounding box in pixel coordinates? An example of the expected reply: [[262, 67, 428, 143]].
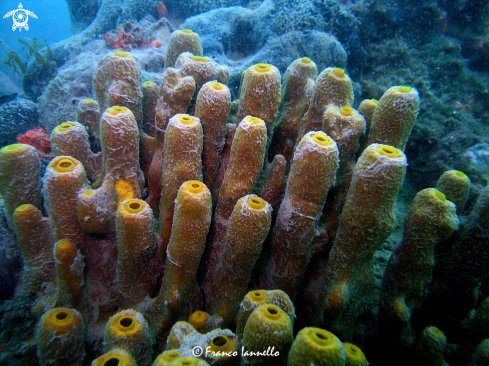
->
[[1, 28, 488, 366]]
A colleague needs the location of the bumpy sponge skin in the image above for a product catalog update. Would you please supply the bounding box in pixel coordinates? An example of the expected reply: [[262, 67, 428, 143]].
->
[[318, 144, 406, 331], [50, 121, 101, 182], [104, 309, 154, 366], [261, 131, 339, 300], [435, 170, 471, 213], [237, 63, 282, 136], [272, 57, 318, 161], [36, 308, 86, 366], [236, 289, 295, 341], [208, 195, 272, 326], [381, 188, 458, 325], [165, 29, 203, 69], [93, 51, 143, 122], [368, 86, 419, 151], [242, 304, 293, 366], [116, 199, 156, 306], [44, 156, 91, 255], [287, 327, 346, 366], [14, 204, 54, 292], [152, 181, 212, 336], [195, 81, 231, 194], [207, 116, 267, 283], [0, 143, 41, 227], [415, 326, 447, 366], [299, 67, 354, 138], [176, 53, 230, 92], [76, 98, 101, 137], [159, 114, 203, 254], [54, 239, 84, 308]]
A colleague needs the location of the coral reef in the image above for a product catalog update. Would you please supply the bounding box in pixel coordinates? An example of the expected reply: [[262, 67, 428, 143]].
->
[[0, 97, 38, 147]]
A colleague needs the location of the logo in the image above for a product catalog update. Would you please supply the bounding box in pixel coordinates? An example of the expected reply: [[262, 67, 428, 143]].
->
[[3, 3, 37, 32]]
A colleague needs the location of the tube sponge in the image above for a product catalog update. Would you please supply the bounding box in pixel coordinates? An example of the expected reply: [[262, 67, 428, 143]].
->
[[50, 121, 102, 182], [468, 339, 489, 366], [299, 67, 354, 137], [152, 181, 212, 335], [357, 98, 378, 155], [76, 98, 101, 138], [435, 170, 471, 213], [93, 106, 142, 197], [195, 81, 231, 193], [116, 198, 156, 306], [13, 204, 54, 292], [343, 343, 368, 366], [104, 309, 154, 366], [287, 327, 346, 366], [237, 63, 282, 136], [208, 195, 272, 326], [44, 156, 91, 254], [259, 154, 287, 209], [92, 348, 138, 366], [159, 114, 203, 253], [237, 290, 295, 341], [54, 239, 84, 308], [142, 80, 159, 136], [261, 131, 339, 300], [272, 57, 318, 161], [93, 51, 143, 123], [368, 86, 419, 151], [36, 308, 86, 366], [415, 326, 447, 366], [318, 144, 406, 331], [0, 143, 41, 227], [207, 116, 267, 283], [152, 350, 182, 366], [165, 29, 203, 69], [381, 188, 458, 325], [176, 52, 230, 92], [148, 68, 196, 210], [241, 304, 293, 365]]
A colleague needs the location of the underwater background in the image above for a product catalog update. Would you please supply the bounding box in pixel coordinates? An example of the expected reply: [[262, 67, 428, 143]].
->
[[0, 0, 488, 365]]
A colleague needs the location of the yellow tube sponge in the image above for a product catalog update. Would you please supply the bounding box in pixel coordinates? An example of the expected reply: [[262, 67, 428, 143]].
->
[[195, 81, 231, 193], [436, 170, 471, 213], [207, 116, 267, 283], [381, 188, 458, 325], [51, 121, 102, 182], [159, 114, 203, 253], [44, 156, 91, 254], [13, 204, 54, 292], [0, 143, 41, 227], [272, 57, 318, 161], [237, 289, 295, 341], [318, 144, 406, 331], [93, 51, 143, 123], [165, 29, 203, 69], [208, 195, 272, 326], [76, 98, 101, 138], [468, 339, 489, 366], [299, 67, 354, 137], [261, 132, 339, 300], [176, 53, 230, 92], [54, 239, 84, 308], [357, 98, 378, 155], [92, 348, 137, 366], [148, 68, 196, 211], [343, 343, 368, 366], [415, 326, 447, 366], [116, 198, 156, 306], [93, 106, 142, 196], [152, 181, 212, 335], [142, 80, 159, 136], [152, 350, 182, 366], [237, 63, 282, 136], [287, 327, 346, 366], [36, 308, 86, 366], [259, 154, 287, 209], [242, 304, 293, 365], [368, 86, 419, 151], [104, 309, 154, 366]]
